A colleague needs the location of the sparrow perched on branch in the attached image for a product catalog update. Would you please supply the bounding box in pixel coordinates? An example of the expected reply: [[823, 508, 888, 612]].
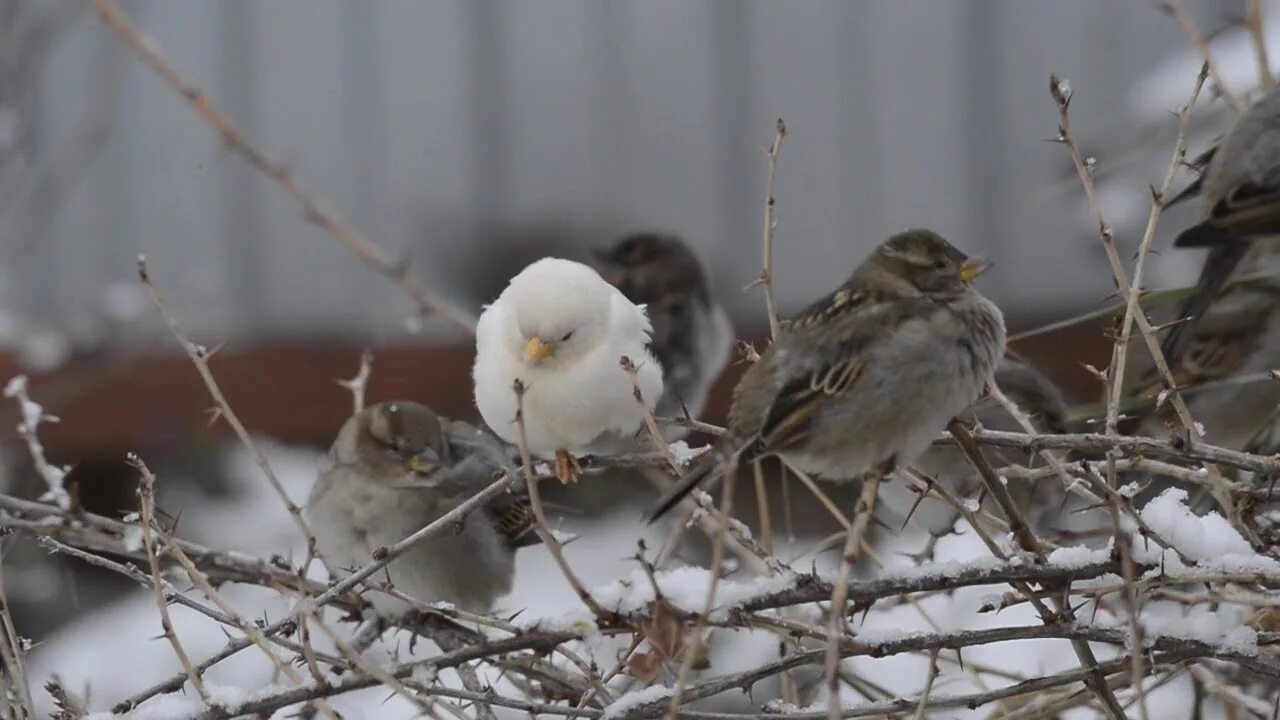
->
[[307, 401, 536, 614], [473, 257, 663, 482], [594, 232, 733, 432], [1162, 86, 1280, 366], [646, 229, 1006, 522], [879, 353, 1068, 534]]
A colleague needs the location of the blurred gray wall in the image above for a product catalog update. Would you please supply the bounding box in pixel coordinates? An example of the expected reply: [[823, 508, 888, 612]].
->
[[0, 0, 1252, 358]]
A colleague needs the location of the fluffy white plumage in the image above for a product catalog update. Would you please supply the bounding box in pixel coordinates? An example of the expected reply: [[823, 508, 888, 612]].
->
[[473, 258, 664, 455]]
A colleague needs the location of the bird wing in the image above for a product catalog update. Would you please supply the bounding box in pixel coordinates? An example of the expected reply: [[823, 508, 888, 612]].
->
[[1163, 142, 1218, 209], [757, 290, 933, 453], [1164, 128, 1280, 363], [1160, 241, 1252, 363], [1175, 128, 1280, 248]]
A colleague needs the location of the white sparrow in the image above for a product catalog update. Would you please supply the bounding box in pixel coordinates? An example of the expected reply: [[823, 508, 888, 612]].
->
[[306, 401, 536, 615], [473, 257, 663, 482], [1162, 86, 1280, 366], [880, 353, 1068, 535], [593, 232, 733, 433], [646, 229, 1006, 521]]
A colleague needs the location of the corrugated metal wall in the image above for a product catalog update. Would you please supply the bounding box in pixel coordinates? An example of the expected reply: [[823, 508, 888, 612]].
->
[[0, 0, 1253, 351]]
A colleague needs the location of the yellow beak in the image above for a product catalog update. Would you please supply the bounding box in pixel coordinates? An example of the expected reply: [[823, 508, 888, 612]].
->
[[523, 336, 553, 364], [408, 455, 433, 475], [958, 257, 992, 283]]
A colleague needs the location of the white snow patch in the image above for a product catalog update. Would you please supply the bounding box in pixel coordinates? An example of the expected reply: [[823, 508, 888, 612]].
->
[[1046, 544, 1109, 569], [1139, 488, 1279, 571], [668, 440, 709, 467], [602, 684, 673, 719]]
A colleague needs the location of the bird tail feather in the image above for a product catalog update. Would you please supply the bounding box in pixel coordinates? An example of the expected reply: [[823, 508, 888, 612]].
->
[[644, 439, 758, 523]]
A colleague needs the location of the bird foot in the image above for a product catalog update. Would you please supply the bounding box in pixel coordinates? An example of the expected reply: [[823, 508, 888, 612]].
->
[[554, 449, 583, 484]]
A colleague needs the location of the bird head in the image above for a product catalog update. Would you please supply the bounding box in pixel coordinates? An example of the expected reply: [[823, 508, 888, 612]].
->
[[340, 401, 451, 485], [859, 229, 991, 298], [501, 258, 613, 368], [592, 232, 709, 305]]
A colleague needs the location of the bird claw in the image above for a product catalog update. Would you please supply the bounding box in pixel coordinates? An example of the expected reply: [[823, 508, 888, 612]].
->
[[554, 449, 583, 484]]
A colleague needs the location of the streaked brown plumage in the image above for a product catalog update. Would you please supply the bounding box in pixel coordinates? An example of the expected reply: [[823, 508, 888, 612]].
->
[[1162, 87, 1280, 365], [646, 229, 1006, 522]]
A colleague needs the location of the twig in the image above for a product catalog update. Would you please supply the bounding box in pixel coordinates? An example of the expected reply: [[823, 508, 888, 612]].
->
[[337, 349, 374, 415], [192, 630, 581, 719], [948, 421, 1044, 557], [622, 356, 679, 473], [1246, 0, 1275, 90], [0, 544, 33, 720], [300, 605, 434, 715], [910, 649, 940, 720], [137, 257, 319, 557], [511, 379, 610, 618], [1158, 0, 1247, 111], [3, 375, 70, 509], [0, 493, 320, 594], [823, 473, 880, 720], [949, 420, 1126, 719], [665, 473, 736, 718], [1106, 63, 1207, 438], [129, 455, 209, 704], [610, 627, 1278, 719], [747, 118, 788, 341], [89, 0, 477, 333], [164, 533, 341, 719]]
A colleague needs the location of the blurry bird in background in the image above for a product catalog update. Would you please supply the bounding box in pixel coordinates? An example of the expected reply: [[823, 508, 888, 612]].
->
[[1160, 86, 1280, 370], [307, 401, 537, 615], [473, 257, 663, 482], [593, 232, 733, 435], [1128, 273, 1280, 452], [880, 353, 1071, 536], [646, 229, 1006, 522]]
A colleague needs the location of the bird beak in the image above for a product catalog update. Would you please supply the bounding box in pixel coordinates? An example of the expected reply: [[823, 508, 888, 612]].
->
[[958, 257, 992, 283], [523, 336, 553, 364], [408, 454, 436, 476]]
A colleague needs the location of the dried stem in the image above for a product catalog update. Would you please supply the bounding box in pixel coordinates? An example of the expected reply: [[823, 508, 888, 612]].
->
[[337, 349, 374, 415], [748, 118, 788, 341], [823, 473, 880, 720], [164, 533, 342, 719], [511, 379, 611, 618], [622, 356, 679, 473], [665, 473, 735, 719], [1246, 0, 1275, 90], [137, 257, 319, 555], [0, 545, 33, 720], [1158, 0, 1247, 111], [89, 0, 477, 333], [129, 456, 209, 704], [1106, 62, 1207, 437], [910, 649, 940, 720], [3, 375, 70, 509]]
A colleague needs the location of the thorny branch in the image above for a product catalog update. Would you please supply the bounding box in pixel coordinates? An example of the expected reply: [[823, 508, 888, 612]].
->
[[89, 0, 477, 334], [9, 13, 1280, 720]]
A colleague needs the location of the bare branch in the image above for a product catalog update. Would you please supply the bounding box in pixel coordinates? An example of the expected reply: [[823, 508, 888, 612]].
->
[[88, 0, 477, 333], [1158, 0, 1247, 111]]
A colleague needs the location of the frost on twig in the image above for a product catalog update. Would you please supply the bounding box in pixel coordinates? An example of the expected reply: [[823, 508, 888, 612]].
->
[[4, 375, 70, 509]]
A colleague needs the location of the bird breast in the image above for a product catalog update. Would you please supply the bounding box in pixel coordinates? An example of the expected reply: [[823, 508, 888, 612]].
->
[[792, 294, 1005, 479]]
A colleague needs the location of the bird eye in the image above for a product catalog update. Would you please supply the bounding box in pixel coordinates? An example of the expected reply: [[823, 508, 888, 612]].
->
[[560, 331, 574, 342], [931, 259, 948, 270]]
